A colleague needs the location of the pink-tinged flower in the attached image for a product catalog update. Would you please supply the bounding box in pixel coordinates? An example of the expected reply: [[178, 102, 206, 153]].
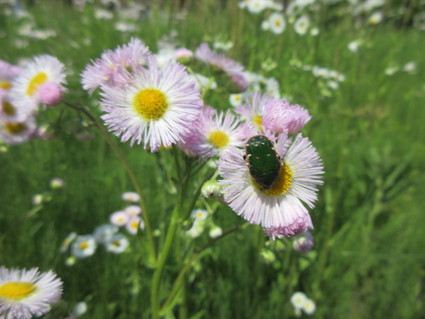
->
[[235, 92, 277, 130], [100, 57, 202, 151], [38, 82, 63, 106], [218, 134, 323, 238], [110, 211, 130, 227], [126, 216, 145, 235], [124, 205, 142, 217], [293, 231, 314, 253], [81, 38, 151, 93], [0, 116, 36, 145], [174, 48, 193, 64], [0, 60, 20, 93], [122, 192, 140, 202], [179, 106, 245, 158], [0, 267, 63, 319], [9, 55, 66, 119], [195, 43, 248, 92], [262, 100, 311, 134]]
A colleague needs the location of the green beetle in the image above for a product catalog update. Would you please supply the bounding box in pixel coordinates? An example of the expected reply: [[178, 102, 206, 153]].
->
[[244, 135, 281, 190]]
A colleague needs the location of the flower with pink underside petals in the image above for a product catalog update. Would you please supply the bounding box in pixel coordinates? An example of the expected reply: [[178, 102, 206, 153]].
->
[[218, 134, 323, 239], [195, 43, 248, 92], [262, 99, 311, 134], [38, 82, 63, 106], [235, 92, 277, 130], [0, 60, 20, 93], [81, 38, 151, 93], [180, 106, 245, 158]]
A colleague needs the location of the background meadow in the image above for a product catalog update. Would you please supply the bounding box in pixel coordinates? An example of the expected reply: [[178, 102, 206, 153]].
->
[[1, 0, 425, 318]]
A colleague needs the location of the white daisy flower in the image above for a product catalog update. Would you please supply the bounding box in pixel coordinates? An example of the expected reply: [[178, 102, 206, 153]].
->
[[93, 224, 118, 244], [71, 235, 97, 258], [9, 55, 66, 119], [105, 234, 130, 254], [209, 226, 223, 238], [124, 205, 142, 217], [290, 291, 307, 310], [303, 298, 316, 315], [0, 267, 63, 319], [294, 15, 310, 35], [268, 12, 286, 34], [191, 209, 209, 221], [110, 211, 130, 227], [122, 192, 140, 202], [60, 232, 77, 253], [126, 217, 145, 235], [218, 134, 323, 238], [100, 56, 202, 151]]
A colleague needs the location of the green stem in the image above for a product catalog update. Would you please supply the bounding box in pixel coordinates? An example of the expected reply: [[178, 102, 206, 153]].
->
[[64, 101, 157, 263], [160, 223, 249, 314], [151, 161, 192, 319]]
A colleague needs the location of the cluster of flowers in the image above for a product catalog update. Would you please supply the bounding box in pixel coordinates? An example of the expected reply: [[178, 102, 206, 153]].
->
[[385, 61, 418, 76], [60, 192, 144, 264], [290, 291, 316, 317], [239, 0, 320, 36], [80, 37, 323, 239], [185, 209, 223, 239], [0, 56, 66, 145], [290, 59, 345, 97], [0, 267, 63, 319]]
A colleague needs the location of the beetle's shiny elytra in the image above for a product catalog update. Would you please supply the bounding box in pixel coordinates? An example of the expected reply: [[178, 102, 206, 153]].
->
[[244, 135, 281, 190]]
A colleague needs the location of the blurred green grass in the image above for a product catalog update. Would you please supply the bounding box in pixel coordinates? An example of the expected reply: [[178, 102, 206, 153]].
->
[[1, 0, 424, 318]]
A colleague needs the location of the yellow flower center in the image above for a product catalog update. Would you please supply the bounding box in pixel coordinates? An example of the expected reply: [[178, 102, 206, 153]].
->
[[133, 88, 168, 120], [131, 220, 139, 228], [275, 20, 281, 26], [27, 72, 48, 96], [0, 282, 36, 300], [2, 101, 16, 116], [113, 240, 121, 246], [260, 164, 293, 196], [208, 130, 230, 149], [5, 122, 26, 134], [253, 114, 263, 129], [80, 242, 89, 249], [0, 81, 11, 90]]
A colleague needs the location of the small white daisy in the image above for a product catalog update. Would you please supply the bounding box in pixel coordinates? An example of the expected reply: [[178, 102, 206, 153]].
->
[[303, 298, 316, 315], [191, 209, 209, 221], [294, 15, 310, 35], [290, 291, 307, 310], [93, 224, 118, 244], [110, 211, 130, 227], [268, 12, 286, 34], [124, 205, 142, 217], [71, 235, 97, 258], [126, 217, 145, 235], [10, 55, 66, 119], [122, 192, 140, 203], [60, 232, 77, 253], [0, 267, 63, 319], [105, 234, 130, 254]]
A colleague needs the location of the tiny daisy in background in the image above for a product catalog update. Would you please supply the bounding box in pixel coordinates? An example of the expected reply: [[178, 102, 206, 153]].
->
[[191, 209, 209, 221], [72, 235, 97, 258], [10, 55, 66, 118], [294, 15, 310, 35], [93, 224, 118, 244], [105, 234, 130, 254], [209, 226, 223, 238], [268, 12, 286, 34], [369, 11, 383, 24], [290, 291, 307, 312], [293, 231, 314, 254], [0, 60, 20, 94], [218, 134, 323, 238], [50, 177, 65, 189], [0, 267, 63, 319], [101, 56, 202, 151], [122, 191, 140, 202], [229, 93, 243, 107], [126, 216, 145, 235], [110, 211, 130, 227], [0, 115, 36, 145], [124, 205, 142, 217], [60, 232, 77, 253]]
